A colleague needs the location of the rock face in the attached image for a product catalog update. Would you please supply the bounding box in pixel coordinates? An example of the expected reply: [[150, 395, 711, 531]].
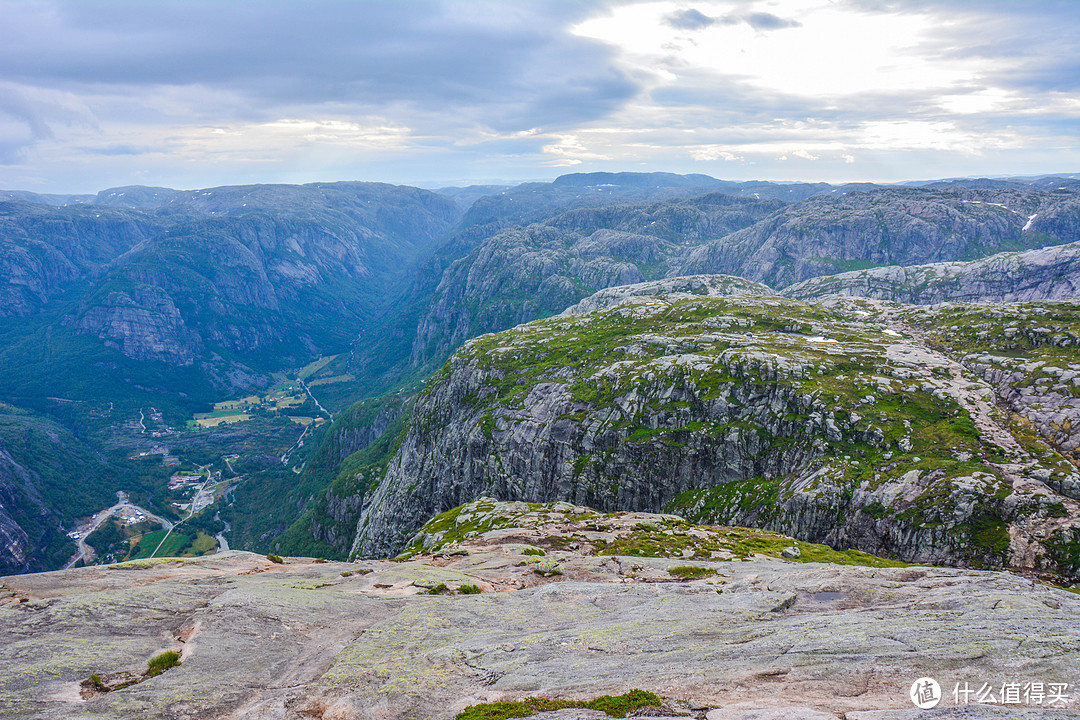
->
[[676, 187, 1080, 288], [410, 193, 785, 370], [351, 294, 1080, 581], [0, 450, 39, 575], [72, 183, 461, 370], [559, 274, 772, 316], [3, 502, 1079, 720], [0, 201, 163, 318], [784, 241, 1080, 304]]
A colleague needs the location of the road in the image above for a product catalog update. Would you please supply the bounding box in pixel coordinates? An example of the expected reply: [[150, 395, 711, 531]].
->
[[147, 466, 212, 559], [62, 492, 174, 569], [298, 377, 333, 421]]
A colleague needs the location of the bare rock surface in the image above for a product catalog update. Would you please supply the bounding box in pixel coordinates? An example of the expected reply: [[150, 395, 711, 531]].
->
[[783, 241, 1080, 305], [2, 502, 1079, 719], [559, 275, 772, 316]]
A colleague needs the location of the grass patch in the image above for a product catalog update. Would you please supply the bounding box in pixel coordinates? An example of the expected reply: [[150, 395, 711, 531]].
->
[[455, 689, 662, 719], [459, 583, 482, 594], [667, 565, 718, 579], [146, 651, 180, 677]]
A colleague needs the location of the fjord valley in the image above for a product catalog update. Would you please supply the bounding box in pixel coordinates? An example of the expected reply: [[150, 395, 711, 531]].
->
[[3, 172, 1080, 575], [4, 172, 1080, 718]]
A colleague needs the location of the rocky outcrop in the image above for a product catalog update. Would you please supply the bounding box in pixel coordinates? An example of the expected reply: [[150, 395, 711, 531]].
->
[[351, 294, 1080, 580], [73, 286, 203, 365], [3, 508, 1080, 719], [560, 274, 772, 316], [784, 241, 1080, 304], [677, 187, 1080, 288], [900, 301, 1080, 455]]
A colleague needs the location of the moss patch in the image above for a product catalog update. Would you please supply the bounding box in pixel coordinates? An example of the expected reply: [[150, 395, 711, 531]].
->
[[455, 689, 662, 720]]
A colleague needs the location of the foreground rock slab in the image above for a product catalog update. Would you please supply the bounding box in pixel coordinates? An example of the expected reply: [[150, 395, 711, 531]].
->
[[2, 505, 1080, 719]]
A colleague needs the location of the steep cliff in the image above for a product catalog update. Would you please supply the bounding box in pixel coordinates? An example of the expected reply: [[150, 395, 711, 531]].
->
[[784, 240, 1080, 303], [350, 292, 1080, 580], [0, 201, 163, 318], [677, 187, 1080, 288], [0, 407, 115, 574]]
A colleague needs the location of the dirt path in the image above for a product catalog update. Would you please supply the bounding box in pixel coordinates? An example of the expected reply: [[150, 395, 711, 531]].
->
[[875, 302, 1080, 566]]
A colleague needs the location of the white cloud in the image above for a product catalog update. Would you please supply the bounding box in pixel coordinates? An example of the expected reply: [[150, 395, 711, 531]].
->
[[572, 0, 995, 99], [689, 146, 743, 161], [541, 134, 611, 166]]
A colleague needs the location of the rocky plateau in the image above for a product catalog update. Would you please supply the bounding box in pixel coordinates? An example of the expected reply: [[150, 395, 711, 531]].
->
[[3, 500, 1078, 720]]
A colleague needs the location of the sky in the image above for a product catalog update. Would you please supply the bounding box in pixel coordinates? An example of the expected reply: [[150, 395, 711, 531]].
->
[[1, 0, 1079, 193]]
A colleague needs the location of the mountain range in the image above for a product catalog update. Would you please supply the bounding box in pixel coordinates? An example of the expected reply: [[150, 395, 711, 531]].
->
[[2, 171, 1080, 580]]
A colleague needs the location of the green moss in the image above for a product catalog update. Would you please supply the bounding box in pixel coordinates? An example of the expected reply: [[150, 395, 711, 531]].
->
[[479, 413, 496, 440], [455, 690, 662, 720], [1043, 528, 1080, 577], [521, 547, 546, 556], [667, 565, 718, 579], [1047, 502, 1069, 518], [266, 553, 284, 564], [862, 501, 890, 519], [459, 583, 482, 594]]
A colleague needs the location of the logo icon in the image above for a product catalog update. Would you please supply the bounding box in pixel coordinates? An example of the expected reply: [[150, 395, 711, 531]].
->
[[911, 677, 942, 709]]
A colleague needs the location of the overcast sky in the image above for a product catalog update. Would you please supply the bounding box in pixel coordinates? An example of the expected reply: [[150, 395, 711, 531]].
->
[[2, 0, 1078, 193]]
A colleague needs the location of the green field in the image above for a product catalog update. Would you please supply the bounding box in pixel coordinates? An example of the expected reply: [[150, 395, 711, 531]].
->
[[131, 529, 190, 559]]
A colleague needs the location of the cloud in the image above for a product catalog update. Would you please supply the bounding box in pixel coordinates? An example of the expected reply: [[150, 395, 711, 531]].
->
[[665, 9, 717, 30], [743, 12, 800, 31], [0, 1, 639, 134], [0, 0, 1078, 191]]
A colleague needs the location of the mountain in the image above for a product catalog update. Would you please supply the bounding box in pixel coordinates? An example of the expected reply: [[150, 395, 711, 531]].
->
[[342, 174, 800, 393], [0, 404, 118, 575], [0, 182, 461, 573], [0, 182, 462, 416], [349, 290, 1080, 582], [677, 186, 1080, 287], [784, 240, 1080, 304], [5, 172, 1080, 577], [0, 201, 165, 318], [409, 192, 786, 370]]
